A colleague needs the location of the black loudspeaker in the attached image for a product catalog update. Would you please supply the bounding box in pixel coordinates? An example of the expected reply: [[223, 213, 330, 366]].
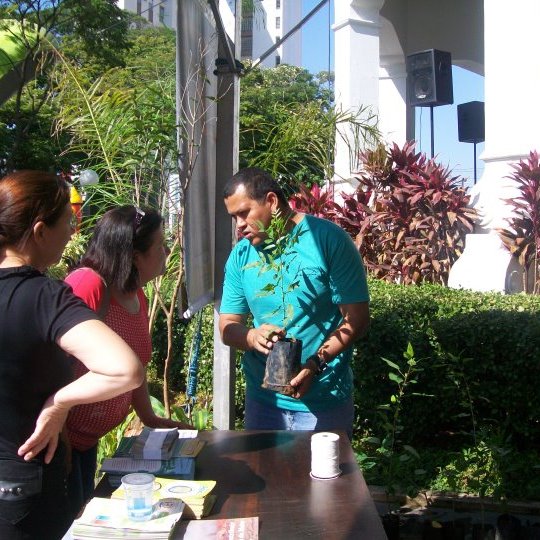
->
[[406, 49, 453, 107], [457, 101, 485, 143]]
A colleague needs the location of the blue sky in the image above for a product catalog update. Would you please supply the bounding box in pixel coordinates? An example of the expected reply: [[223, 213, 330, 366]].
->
[[301, 0, 485, 188]]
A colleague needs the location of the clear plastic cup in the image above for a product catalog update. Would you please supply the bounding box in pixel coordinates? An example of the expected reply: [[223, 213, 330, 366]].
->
[[120, 473, 155, 521]]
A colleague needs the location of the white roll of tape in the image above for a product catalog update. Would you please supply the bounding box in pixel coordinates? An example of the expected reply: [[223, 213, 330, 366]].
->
[[310, 432, 341, 479]]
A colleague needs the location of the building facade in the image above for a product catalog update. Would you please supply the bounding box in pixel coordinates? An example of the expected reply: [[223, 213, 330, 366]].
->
[[117, 0, 174, 28], [239, 0, 301, 68], [118, 1, 302, 68], [333, 0, 540, 293]]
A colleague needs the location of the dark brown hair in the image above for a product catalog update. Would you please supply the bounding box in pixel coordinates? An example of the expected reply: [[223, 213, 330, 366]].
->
[[80, 205, 163, 293], [224, 167, 289, 206], [0, 170, 70, 248]]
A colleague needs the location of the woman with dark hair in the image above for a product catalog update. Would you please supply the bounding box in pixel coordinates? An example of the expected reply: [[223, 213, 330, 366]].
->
[[0, 171, 143, 539], [65, 205, 192, 518]]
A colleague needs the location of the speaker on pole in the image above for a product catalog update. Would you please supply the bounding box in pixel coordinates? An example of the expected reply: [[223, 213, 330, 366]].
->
[[406, 49, 453, 107], [457, 101, 485, 143]]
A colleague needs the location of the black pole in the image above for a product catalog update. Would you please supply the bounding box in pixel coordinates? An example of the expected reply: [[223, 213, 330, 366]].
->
[[473, 141, 477, 184], [430, 106, 434, 158]]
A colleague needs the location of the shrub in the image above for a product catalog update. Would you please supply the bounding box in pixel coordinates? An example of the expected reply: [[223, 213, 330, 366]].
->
[[291, 142, 476, 286], [498, 150, 540, 293], [355, 279, 540, 446]]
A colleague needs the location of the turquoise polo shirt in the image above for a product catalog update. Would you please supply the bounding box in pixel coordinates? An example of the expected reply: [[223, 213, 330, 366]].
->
[[220, 214, 369, 412]]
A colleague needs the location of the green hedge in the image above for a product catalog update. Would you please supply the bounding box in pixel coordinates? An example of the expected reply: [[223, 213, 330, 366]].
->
[[355, 279, 540, 445], [150, 280, 540, 444]]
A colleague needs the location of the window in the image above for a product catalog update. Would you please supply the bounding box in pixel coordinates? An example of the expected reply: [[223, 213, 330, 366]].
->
[[275, 55, 281, 66], [159, 5, 165, 23], [136, 0, 141, 15], [276, 0, 281, 8], [241, 35, 253, 58], [276, 16, 280, 30], [148, 1, 153, 23]]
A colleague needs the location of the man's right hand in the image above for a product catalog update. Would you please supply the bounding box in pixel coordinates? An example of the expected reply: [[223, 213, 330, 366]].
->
[[247, 324, 285, 354]]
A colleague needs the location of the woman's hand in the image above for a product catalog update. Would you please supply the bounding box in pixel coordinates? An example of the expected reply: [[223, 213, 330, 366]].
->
[[144, 415, 194, 430], [18, 395, 70, 464]]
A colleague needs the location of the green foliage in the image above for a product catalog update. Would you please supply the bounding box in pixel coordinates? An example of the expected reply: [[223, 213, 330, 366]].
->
[[243, 209, 303, 330], [239, 63, 378, 191], [0, 0, 132, 174], [149, 303, 246, 428], [356, 343, 428, 497], [355, 278, 540, 445], [46, 232, 88, 279]]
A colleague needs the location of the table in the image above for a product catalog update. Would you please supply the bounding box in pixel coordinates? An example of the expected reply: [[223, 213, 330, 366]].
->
[[95, 430, 387, 539], [193, 430, 387, 539]]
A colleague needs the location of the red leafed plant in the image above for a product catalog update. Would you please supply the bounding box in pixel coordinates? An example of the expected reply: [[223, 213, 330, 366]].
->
[[289, 183, 335, 218], [288, 142, 476, 285], [353, 142, 476, 285], [498, 150, 540, 293]]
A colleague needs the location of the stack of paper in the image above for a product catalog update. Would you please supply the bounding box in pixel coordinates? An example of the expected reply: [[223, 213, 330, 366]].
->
[[130, 428, 179, 460], [101, 457, 196, 488], [116, 428, 205, 461], [100, 429, 203, 487], [72, 497, 184, 539], [112, 478, 217, 520]]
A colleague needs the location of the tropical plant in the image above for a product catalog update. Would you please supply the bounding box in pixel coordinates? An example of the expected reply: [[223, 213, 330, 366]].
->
[[288, 182, 335, 218], [50, 27, 217, 416], [244, 209, 303, 331], [0, 0, 131, 174], [333, 141, 476, 285], [497, 150, 540, 293], [357, 343, 429, 497], [239, 62, 379, 190]]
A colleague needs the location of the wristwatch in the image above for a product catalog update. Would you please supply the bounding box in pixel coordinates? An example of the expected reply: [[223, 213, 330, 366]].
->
[[307, 354, 328, 376]]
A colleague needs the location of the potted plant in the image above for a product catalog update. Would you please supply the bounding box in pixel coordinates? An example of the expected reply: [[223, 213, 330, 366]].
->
[[244, 209, 304, 396]]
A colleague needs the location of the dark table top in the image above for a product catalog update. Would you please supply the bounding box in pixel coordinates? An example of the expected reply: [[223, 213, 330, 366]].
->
[[193, 430, 387, 540], [95, 429, 387, 540]]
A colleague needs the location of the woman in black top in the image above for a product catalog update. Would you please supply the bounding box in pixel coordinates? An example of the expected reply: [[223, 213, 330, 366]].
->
[[0, 170, 144, 539]]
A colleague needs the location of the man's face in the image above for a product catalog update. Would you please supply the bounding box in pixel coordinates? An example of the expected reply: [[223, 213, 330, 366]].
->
[[224, 184, 277, 246]]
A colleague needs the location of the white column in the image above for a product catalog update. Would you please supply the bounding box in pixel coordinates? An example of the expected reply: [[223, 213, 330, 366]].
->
[[332, 0, 384, 191], [448, 0, 540, 293], [379, 53, 408, 147]]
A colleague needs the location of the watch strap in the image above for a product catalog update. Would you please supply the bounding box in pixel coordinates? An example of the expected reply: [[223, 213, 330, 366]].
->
[[307, 354, 328, 376]]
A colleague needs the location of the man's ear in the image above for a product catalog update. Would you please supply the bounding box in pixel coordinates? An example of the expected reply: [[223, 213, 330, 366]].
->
[[266, 192, 279, 212]]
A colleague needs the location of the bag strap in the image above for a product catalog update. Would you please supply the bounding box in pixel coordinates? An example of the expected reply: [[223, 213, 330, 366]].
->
[[96, 281, 110, 320]]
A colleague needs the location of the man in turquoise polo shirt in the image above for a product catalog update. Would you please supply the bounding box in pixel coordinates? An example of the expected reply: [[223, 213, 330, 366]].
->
[[219, 168, 370, 439]]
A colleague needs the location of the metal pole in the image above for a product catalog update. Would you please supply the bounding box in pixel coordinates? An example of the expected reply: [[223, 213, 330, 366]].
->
[[430, 106, 434, 158], [473, 141, 477, 184]]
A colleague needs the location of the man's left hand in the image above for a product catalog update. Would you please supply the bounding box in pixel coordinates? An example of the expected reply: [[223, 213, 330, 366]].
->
[[289, 367, 316, 399]]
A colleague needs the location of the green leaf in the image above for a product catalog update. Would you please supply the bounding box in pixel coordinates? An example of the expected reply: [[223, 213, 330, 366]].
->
[[381, 357, 400, 370], [403, 445, 420, 459]]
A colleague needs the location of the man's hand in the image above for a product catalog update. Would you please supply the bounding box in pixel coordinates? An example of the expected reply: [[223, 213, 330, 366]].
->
[[18, 395, 70, 464], [289, 366, 317, 399], [247, 324, 285, 354]]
